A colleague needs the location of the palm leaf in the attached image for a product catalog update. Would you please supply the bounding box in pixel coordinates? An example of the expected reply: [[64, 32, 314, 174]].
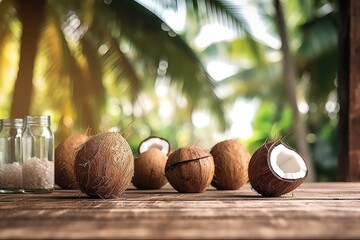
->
[[0, 0, 15, 52], [43, 5, 98, 130], [221, 61, 282, 100], [301, 47, 338, 106], [80, 34, 106, 126], [298, 12, 337, 60], [296, 10, 338, 108], [0, 0, 17, 91], [85, 18, 142, 103], [99, 0, 228, 129], [37, 17, 75, 139], [190, 0, 265, 63], [201, 37, 267, 66], [40, 12, 63, 102], [189, 0, 248, 35]]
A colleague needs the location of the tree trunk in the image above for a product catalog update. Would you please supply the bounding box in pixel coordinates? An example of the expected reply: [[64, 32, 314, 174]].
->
[[274, 0, 315, 181], [10, 0, 46, 118]]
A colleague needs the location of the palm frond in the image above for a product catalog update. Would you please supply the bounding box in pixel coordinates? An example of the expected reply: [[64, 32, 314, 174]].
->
[[201, 36, 268, 66], [80, 33, 106, 124], [0, 0, 15, 50], [188, 0, 266, 64], [188, 0, 250, 36], [44, 5, 99, 131], [134, 0, 179, 18], [85, 19, 143, 103], [298, 12, 337, 59], [302, 47, 338, 105], [40, 14, 63, 102], [0, 0, 17, 91], [295, 8, 338, 106], [221, 61, 282, 101], [100, 0, 227, 129]]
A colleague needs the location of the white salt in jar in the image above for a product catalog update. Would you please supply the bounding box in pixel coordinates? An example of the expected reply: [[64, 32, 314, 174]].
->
[[22, 115, 54, 193], [0, 118, 23, 193]]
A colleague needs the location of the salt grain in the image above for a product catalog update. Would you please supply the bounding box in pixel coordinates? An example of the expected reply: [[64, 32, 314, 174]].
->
[[0, 162, 22, 189], [22, 157, 54, 190]]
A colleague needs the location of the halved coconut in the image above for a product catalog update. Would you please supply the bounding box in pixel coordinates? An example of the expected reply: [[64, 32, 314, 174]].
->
[[270, 143, 307, 180], [138, 136, 170, 155], [248, 141, 308, 197]]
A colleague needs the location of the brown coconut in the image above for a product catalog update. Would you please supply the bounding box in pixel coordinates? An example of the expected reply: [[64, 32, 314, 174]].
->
[[74, 132, 134, 199], [248, 140, 308, 197], [55, 134, 88, 189], [132, 148, 168, 189], [165, 146, 214, 193], [210, 139, 250, 190]]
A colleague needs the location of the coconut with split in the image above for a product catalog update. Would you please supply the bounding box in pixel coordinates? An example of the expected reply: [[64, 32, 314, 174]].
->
[[165, 146, 214, 193]]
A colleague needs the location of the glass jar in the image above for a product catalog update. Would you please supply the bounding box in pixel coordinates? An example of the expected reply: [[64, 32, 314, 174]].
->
[[22, 115, 54, 193], [0, 118, 23, 193]]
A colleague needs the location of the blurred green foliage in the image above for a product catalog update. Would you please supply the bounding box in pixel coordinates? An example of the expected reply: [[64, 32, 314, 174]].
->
[[0, 0, 339, 181]]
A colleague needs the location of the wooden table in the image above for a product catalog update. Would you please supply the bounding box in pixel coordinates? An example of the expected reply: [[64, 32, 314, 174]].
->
[[0, 182, 359, 239]]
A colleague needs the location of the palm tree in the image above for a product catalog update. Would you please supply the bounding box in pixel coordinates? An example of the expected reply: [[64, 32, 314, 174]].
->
[[0, 0, 259, 144], [215, 0, 338, 180], [10, 0, 45, 119], [274, 0, 314, 180]]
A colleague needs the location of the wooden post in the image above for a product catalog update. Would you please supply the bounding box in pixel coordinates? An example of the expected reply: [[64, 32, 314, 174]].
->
[[339, 0, 360, 181], [338, 0, 349, 181], [348, 0, 360, 181]]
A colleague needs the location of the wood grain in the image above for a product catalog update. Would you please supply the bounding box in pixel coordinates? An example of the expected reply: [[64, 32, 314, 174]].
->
[[0, 183, 360, 239], [349, 0, 360, 181]]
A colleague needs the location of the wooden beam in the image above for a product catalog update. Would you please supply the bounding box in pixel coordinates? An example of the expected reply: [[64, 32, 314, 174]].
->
[[338, 0, 350, 180], [349, 0, 360, 181]]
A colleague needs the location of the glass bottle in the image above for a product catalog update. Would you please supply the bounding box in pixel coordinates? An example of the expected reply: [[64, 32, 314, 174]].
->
[[22, 115, 54, 193], [0, 118, 23, 193]]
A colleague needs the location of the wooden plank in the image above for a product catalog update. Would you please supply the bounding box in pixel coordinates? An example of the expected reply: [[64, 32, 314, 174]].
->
[[0, 183, 360, 239], [1, 218, 360, 239]]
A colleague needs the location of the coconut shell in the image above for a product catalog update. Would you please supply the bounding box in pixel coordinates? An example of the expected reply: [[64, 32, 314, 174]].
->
[[55, 134, 88, 189], [132, 148, 168, 189], [210, 139, 250, 190], [74, 132, 134, 199], [165, 146, 214, 193], [248, 141, 308, 197]]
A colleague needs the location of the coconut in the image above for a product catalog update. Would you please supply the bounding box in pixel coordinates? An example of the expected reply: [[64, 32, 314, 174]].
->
[[165, 146, 214, 193], [138, 136, 170, 155], [248, 140, 308, 197], [210, 139, 250, 190], [55, 134, 88, 189], [132, 148, 168, 189], [74, 132, 134, 199]]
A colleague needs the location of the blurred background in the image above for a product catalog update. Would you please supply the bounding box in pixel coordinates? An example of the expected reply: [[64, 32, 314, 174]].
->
[[0, 0, 338, 181]]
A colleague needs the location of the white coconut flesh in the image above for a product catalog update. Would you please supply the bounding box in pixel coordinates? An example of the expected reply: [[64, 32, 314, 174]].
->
[[139, 138, 170, 155], [270, 144, 307, 180]]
